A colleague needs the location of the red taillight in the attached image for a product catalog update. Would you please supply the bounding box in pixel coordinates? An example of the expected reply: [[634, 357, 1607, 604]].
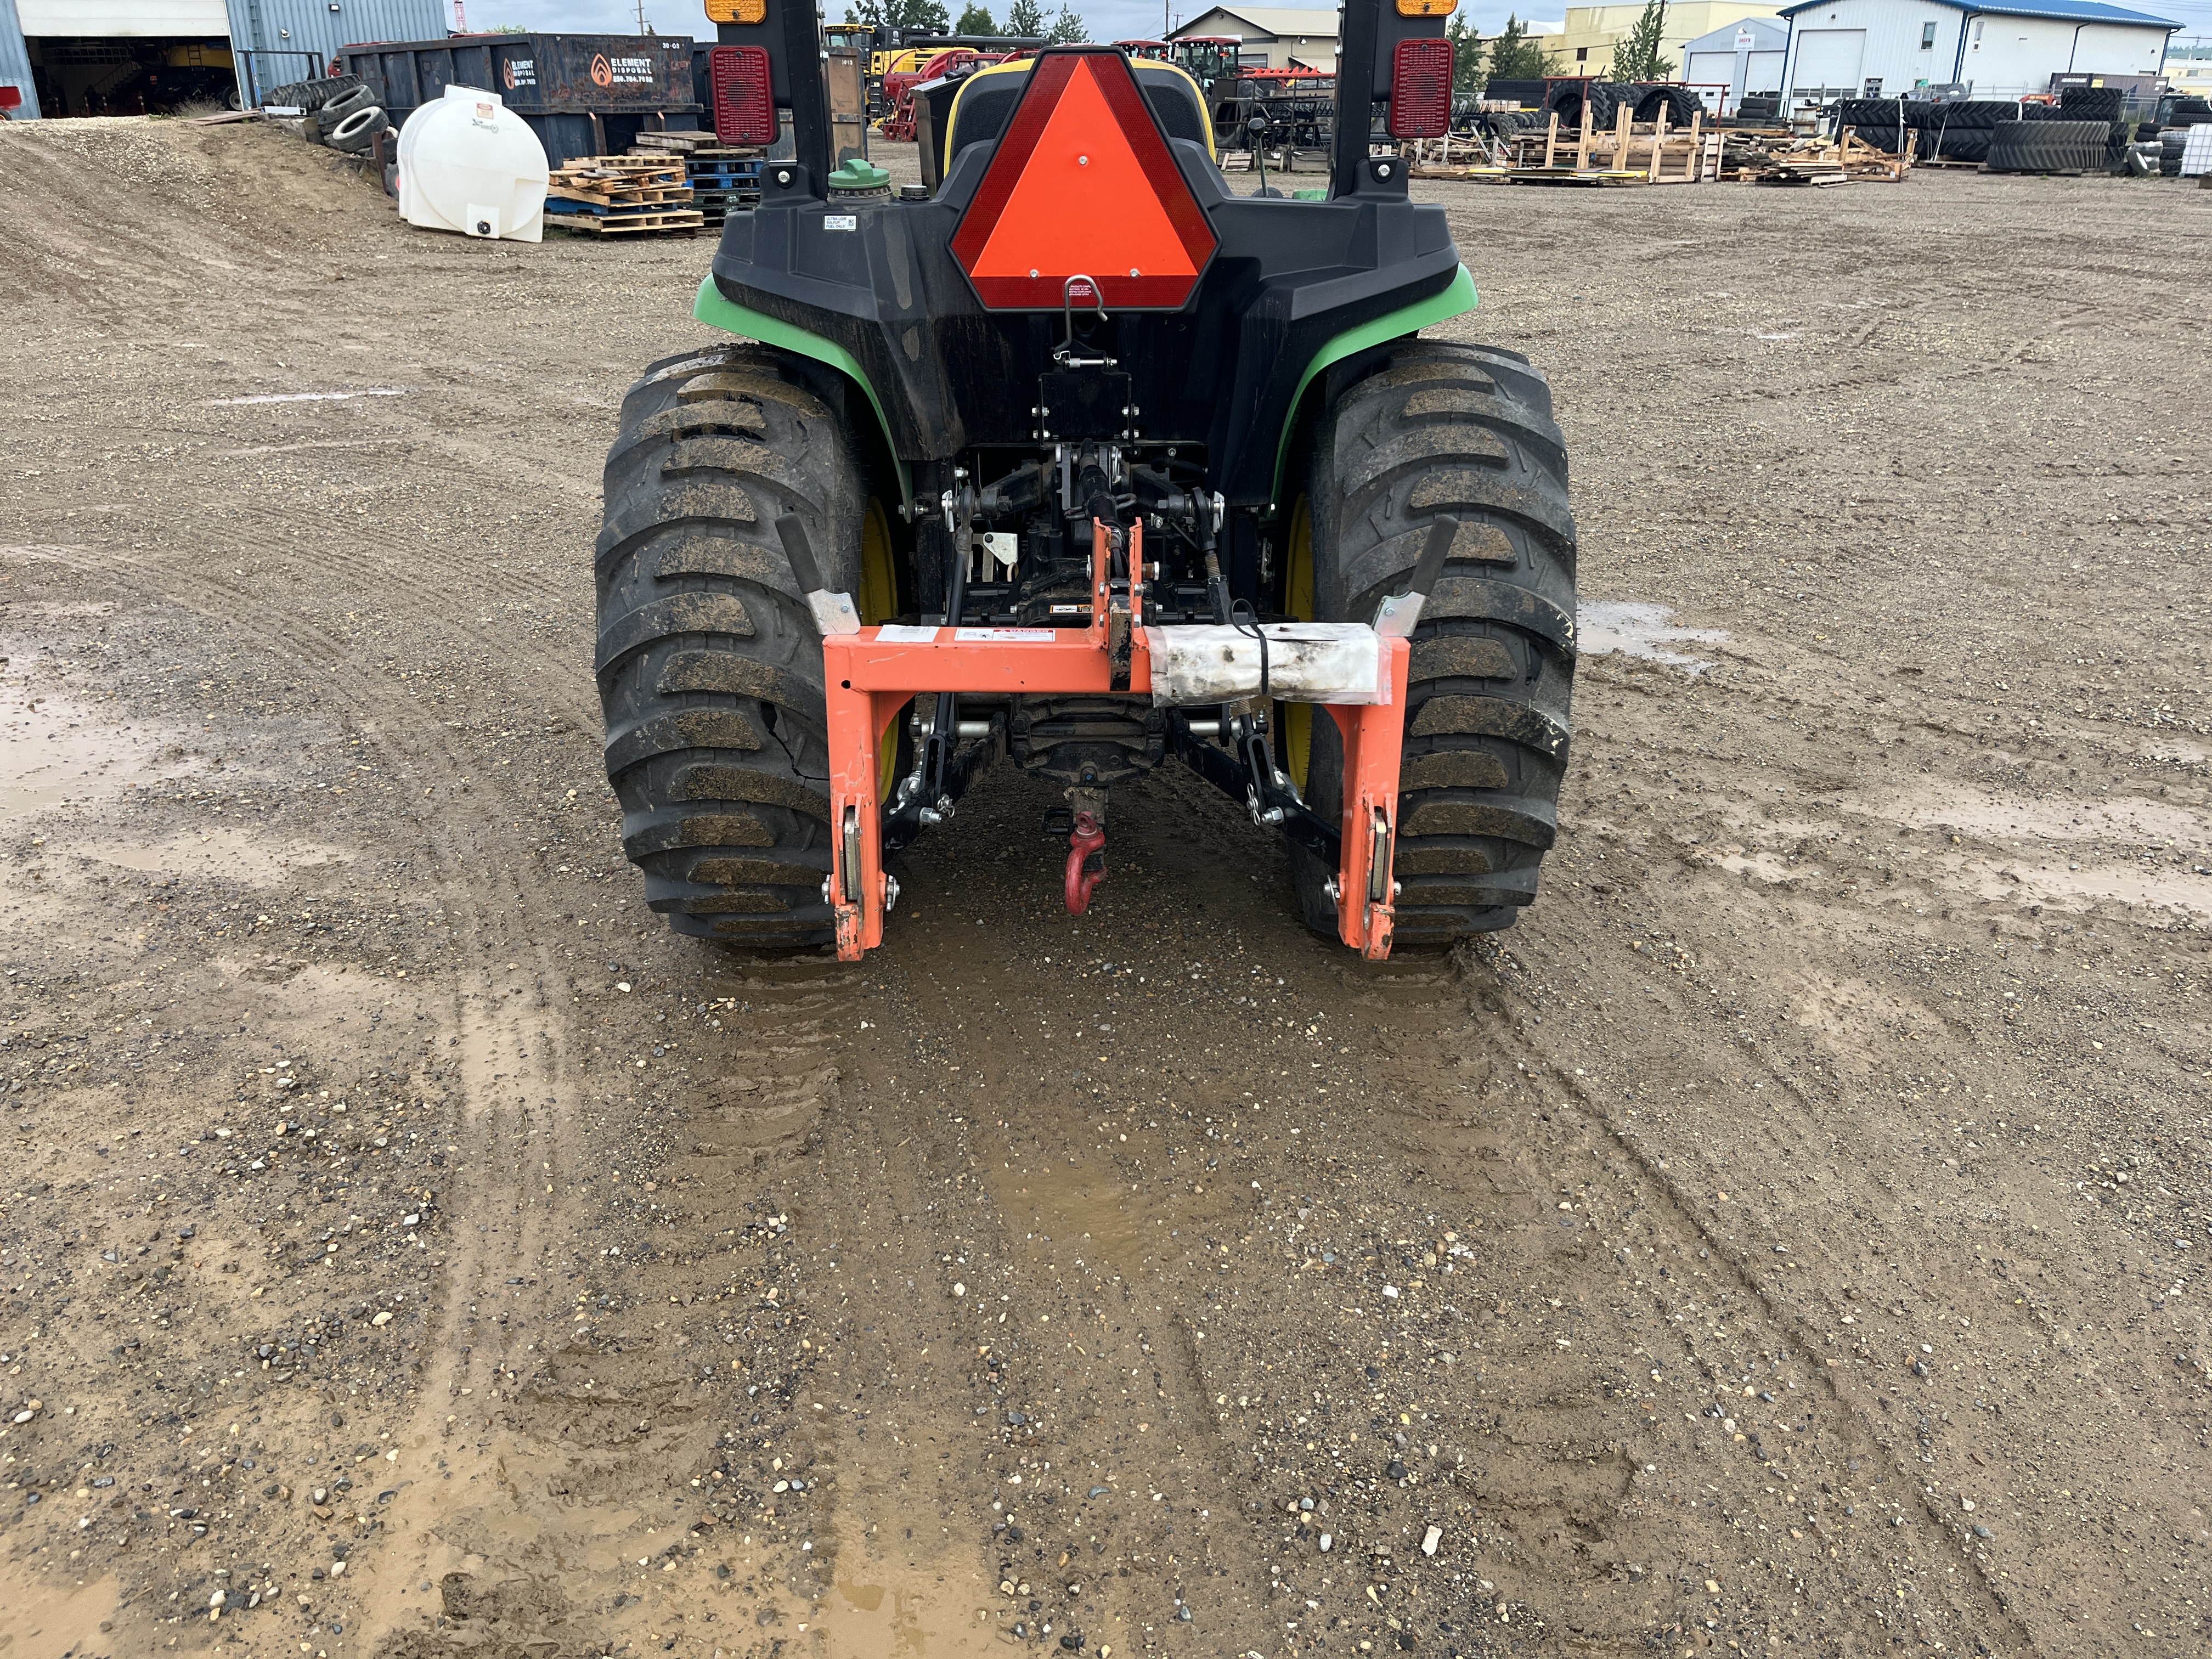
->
[[709, 45, 776, 146], [0, 85, 22, 110], [1388, 38, 1453, 139]]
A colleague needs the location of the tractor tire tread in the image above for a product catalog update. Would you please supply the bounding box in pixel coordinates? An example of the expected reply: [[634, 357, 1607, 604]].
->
[[596, 343, 874, 947], [1295, 337, 1576, 945]]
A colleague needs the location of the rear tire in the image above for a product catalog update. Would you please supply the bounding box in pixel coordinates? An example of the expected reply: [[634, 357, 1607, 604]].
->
[[595, 343, 899, 947], [1285, 340, 1577, 945]]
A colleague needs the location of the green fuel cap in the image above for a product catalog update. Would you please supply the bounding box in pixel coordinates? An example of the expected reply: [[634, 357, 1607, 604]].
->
[[827, 159, 893, 192]]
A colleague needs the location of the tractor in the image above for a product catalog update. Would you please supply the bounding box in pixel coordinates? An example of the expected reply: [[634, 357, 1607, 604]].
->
[[596, 1, 1577, 962]]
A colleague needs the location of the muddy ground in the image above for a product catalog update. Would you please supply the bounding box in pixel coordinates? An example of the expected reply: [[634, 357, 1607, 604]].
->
[[1, 117, 2208, 1659]]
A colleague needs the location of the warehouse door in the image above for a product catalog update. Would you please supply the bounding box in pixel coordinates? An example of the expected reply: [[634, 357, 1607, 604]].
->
[[1685, 49, 1740, 96], [1792, 29, 1865, 100]]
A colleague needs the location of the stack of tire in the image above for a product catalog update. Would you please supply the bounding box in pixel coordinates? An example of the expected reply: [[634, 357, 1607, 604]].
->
[[1627, 83, 1705, 127], [264, 74, 391, 156], [1454, 104, 1536, 142], [2140, 93, 2212, 139], [1543, 80, 1628, 131], [1915, 100, 2021, 164], [1836, 96, 1911, 154], [2049, 83, 2132, 170], [1987, 113, 2109, 174]]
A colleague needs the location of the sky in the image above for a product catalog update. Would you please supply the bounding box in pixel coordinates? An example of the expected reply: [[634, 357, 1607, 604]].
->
[[463, 1, 2212, 55]]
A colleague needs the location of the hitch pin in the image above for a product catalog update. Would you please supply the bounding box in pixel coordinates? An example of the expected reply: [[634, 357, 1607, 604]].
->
[[1054, 273, 1116, 368]]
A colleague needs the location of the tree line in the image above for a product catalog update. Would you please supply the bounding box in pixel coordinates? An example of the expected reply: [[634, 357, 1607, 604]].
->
[[848, 0, 1088, 42], [1450, 2, 1674, 88]]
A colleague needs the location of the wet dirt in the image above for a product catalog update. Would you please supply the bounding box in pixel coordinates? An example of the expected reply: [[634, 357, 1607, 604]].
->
[[1, 117, 2208, 1659]]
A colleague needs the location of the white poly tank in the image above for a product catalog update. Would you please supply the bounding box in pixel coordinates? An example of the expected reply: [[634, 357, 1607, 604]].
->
[[397, 85, 549, 242]]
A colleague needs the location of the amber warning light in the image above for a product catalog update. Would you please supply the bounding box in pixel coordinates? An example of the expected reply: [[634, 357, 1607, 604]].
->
[[950, 50, 1218, 312]]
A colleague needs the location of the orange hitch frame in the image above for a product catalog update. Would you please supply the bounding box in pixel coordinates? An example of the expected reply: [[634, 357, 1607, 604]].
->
[[822, 519, 1409, 962]]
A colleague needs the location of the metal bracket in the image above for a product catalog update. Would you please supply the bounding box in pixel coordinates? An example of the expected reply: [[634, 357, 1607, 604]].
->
[[1053, 273, 1116, 368], [1373, 514, 1459, 639]]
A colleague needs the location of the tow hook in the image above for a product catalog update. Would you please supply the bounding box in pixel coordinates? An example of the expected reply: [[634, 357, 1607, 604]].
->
[[1063, 786, 1108, 915], [1065, 810, 1107, 915]]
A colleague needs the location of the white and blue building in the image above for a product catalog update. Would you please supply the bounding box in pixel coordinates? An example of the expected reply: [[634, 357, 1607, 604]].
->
[[1773, 0, 2181, 106]]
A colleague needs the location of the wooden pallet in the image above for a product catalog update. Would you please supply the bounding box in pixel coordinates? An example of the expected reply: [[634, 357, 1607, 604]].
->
[[546, 209, 704, 236], [1507, 166, 1653, 186], [1731, 129, 1915, 185], [1753, 165, 1849, 186], [630, 130, 718, 153], [548, 185, 696, 210], [550, 160, 686, 196], [579, 156, 689, 175], [1509, 105, 1719, 184]]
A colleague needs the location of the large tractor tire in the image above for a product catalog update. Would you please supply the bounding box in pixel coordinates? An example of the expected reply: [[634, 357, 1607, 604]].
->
[[595, 344, 903, 947], [1284, 340, 1576, 945]]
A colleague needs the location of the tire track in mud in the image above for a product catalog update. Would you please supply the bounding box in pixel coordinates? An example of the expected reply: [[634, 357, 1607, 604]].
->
[[810, 759, 2030, 1658], [1451, 928, 2039, 1654], [25, 537, 680, 1650]]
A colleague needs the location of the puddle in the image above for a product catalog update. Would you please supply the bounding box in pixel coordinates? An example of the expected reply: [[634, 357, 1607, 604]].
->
[[988, 1154, 1235, 1285], [76, 826, 351, 883], [1974, 858, 2212, 921], [0, 1567, 118, 1655], [1853, 780, 2210, 847], [205, 386, 408, 405], [1715, 780, 2212, 921], [1577, 601, 1729, 674], [808, 1505, 998, 1657], [3, 600, 118, 619], [1, 663, 207, 830], [3, 650, 346, 887]]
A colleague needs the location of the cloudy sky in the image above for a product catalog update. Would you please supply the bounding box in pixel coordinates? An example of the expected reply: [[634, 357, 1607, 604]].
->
[[463, 3, 1574, 44]]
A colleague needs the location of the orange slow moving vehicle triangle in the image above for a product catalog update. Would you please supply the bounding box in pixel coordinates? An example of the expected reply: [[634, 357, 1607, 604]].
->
[[951, 51, 1217, 310]]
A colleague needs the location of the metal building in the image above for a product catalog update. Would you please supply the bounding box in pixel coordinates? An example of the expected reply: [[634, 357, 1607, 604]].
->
[[1680, 15, 1792, 104], [222, 0, 450, 104], [1774, 0, 2179, 109], [0, 0, 445, 116], [1, 0, 42, 119], [1167, 6, 1342, 72]]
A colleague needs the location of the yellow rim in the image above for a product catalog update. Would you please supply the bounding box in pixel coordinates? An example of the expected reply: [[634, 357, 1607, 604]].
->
[[860, 498, 899, 626], [1282, 496, 1316, 793], [861, 499, 906, 802]]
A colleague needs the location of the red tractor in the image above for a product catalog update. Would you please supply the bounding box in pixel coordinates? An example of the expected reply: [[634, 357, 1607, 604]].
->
[[879, 47, 1013, 141]]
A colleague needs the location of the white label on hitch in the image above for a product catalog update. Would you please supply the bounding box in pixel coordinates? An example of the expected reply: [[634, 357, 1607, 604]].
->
[[824, 213, 859, 232]]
